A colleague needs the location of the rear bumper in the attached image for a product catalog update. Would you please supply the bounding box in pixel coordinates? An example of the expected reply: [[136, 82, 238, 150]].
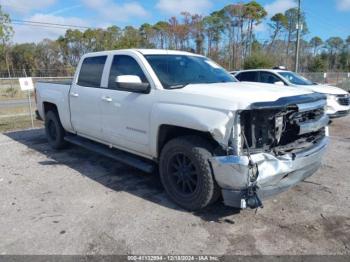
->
[[210, 137, 328, 208]]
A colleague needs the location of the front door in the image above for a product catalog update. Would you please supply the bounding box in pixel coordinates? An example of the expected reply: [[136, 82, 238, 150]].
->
[[99, 55, 154, 156]]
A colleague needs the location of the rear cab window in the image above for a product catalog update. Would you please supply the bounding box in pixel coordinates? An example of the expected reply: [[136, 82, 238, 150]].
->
[[77, 56, 107, 88], [236, 71, 259, 82]]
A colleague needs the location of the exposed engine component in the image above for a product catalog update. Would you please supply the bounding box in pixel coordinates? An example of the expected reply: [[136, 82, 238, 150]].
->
[[240, 105, 327, 156]]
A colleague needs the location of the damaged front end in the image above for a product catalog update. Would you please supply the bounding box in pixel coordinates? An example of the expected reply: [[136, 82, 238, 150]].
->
[[210, 93, 329, 209]]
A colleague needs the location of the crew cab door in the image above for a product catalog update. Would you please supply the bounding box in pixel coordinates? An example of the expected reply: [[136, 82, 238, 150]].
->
[[99, 54, 154, 156], [70, 55, 107, 139]]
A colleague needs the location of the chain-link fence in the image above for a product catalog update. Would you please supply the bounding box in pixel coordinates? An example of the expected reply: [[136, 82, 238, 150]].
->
[[0, 76, 73, 132], [301, 72, 350, 92], [0, 71, 349, 132], [0, 67, 75, 78]]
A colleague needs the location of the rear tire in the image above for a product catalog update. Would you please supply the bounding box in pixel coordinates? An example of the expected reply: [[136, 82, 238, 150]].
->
[[45, 110, 67, 149], [159, 136, 221, 211]]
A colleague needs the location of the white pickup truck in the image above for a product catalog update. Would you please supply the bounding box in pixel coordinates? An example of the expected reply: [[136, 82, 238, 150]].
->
[[35, 49, 329, 211]]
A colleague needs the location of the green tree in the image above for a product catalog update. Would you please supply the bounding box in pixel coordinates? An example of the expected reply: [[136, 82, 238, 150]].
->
[[308, 56, 327, 72], [153, 21, 169, 49], [189, 14, 205, 54], [284, 8, 308, 66], [10, 43, 36, 74], [119, 26, 142, 48], [243, 53, 275, 69], [268, 13, 287, 50], [309, 36, 323, 56], [326, 37, 344, 70], [62, 29, 85, 66], [139, 23, 156, 48], [345, 35, 350, 70], [243, 1, 267, 56], [0, 5, 13, 76], [221, 3, 246, 69], [35, 39, 65, 73], [105, 26, 122, 50], [203, 11, 225, 57]]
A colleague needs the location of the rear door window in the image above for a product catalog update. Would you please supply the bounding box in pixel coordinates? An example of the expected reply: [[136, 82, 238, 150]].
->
[[77, 56, 107, 88], [235, 71, 258, 82]]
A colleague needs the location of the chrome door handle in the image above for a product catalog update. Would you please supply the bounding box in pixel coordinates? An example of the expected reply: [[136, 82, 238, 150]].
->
[[70, 92, 79, 97], [101, 96, 112, 102]]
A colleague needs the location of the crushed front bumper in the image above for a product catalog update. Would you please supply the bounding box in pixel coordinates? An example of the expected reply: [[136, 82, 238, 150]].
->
[[210, 137, 328, 208]]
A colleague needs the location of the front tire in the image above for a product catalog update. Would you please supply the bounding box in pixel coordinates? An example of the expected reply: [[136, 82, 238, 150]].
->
[[159, 136, 220, 211], [45, 110, 67, 149]]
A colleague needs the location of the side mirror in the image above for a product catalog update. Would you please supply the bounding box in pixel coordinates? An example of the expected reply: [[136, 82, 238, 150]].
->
[[115, 75, 150, 93], [274, 81, 285, 86]]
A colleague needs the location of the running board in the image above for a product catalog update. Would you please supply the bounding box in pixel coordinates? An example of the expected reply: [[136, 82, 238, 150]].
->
[[64, 135, 155, 173]]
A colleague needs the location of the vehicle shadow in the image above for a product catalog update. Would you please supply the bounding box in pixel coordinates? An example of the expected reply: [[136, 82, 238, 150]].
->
[[4, 128, 240, 221]]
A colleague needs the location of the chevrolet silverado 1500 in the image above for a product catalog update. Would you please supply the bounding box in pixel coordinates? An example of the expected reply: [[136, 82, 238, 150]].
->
[[35, 49, 329, 211]]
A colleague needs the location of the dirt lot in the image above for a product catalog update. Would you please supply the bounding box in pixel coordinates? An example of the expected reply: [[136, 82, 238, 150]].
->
[[0, 116, 349, 255]]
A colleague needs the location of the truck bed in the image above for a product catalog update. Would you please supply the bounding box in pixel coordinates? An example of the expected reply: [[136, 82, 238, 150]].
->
[[36, 79, 72, 85], [35, 81, 73, 131]]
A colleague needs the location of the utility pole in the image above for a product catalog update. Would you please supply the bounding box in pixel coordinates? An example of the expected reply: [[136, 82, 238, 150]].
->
[[294, 0, 301, 72]]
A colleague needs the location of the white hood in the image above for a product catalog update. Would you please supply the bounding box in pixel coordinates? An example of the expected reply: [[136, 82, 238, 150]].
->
[[295, 84, 348, 95], [181, 82, 312, 102], [162, 82, 315, 111]]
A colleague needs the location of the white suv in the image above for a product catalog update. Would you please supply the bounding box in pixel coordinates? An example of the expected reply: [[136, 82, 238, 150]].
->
[[233, 69, 350, 118]]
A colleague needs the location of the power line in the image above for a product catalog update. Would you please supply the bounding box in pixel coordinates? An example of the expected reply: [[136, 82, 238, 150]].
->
[[11, 19, 92, 29], [1, 18, 95, 30], [10, 22, 75, 30]]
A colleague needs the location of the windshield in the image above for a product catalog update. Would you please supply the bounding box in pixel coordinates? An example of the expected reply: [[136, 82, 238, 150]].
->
[[144, 55, 236, 89], [278, 71, 314, 86]]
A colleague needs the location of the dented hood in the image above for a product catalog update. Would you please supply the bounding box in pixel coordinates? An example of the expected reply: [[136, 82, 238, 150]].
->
[[172, 82, 313, 110], [156, 82, 319, 147]]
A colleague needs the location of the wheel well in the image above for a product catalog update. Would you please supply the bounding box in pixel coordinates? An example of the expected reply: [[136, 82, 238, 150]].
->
[[157, 125, 219, 157], [43, 102, 58, 115]]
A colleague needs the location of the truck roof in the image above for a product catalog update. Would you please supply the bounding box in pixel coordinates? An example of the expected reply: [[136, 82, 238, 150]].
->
[[82, 49, 203, 57], [136, 49, 202, 56], [234, 69, 289, 75]]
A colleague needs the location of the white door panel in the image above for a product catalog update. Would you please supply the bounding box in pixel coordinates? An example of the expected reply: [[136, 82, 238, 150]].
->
[[100, 54, 154, 155], [100, 89, 153, 155], [70, 55, 107, 140], [70, 85, 103, 139]]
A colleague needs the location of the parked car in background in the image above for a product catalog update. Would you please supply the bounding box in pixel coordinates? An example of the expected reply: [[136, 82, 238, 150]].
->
[[233, 69, 350, 118], [35, 49, 329, 211]]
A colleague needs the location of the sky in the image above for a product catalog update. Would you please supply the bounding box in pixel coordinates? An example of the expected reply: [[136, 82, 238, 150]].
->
[[1, 0, 350, 44]]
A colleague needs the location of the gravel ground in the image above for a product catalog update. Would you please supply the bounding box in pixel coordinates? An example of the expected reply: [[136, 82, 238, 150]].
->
[[0, 116, 349, 255]]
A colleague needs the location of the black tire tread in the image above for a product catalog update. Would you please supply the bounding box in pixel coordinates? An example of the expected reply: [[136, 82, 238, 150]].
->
[[159, 135, 221, 210], [45, 110, 67, 150]]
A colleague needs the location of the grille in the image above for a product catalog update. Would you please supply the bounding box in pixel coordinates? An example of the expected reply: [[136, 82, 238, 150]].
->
[[337, 95, 350, 106], [292, 108, 325, 124]]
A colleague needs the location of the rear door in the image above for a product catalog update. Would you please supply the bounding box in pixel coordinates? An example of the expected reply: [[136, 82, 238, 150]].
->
[[70, 55, 107, 139]]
